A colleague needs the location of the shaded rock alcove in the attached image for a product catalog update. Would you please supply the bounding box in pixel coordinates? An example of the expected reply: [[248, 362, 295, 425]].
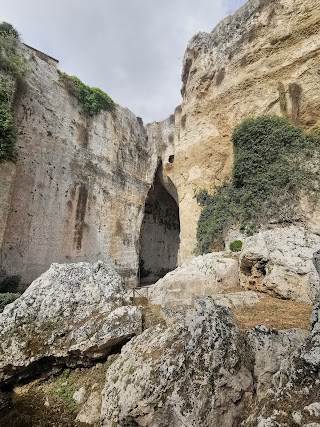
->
[[139, 166, 180, 285]]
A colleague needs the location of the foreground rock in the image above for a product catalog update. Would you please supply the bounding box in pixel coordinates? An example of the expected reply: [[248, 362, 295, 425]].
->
[[240, 226, 320, 303], [0, 261, 142, 385], [101, 297, 252, 427], [148, 253, 239, 307]]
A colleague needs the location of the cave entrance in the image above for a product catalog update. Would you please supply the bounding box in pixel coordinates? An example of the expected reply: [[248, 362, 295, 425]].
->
[[139, 165, 180, 285]]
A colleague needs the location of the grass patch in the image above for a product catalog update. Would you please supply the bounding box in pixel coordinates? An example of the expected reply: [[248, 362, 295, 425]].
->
[[196, 116, 320, 253], [0, 292, 20, 312], [59, 71, 115, 116], [233, 296, 311, 332], [229, 240, 243, 252], [132, 296, 166, 330]]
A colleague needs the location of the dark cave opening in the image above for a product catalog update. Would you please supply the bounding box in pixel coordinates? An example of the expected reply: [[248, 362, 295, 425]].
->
[[139, 166, 180, 285]]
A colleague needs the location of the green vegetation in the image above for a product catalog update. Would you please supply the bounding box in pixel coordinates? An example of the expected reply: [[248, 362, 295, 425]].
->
[[0, 22, 28, 164], [0, 80, 17, 162], [53, 369, 78, 410], [0, 22, 19, 38], [0, 292, 20, 312], [0, 22, 27, 79], [229, 240, 243, 252], [196, 116, 320, 253], [59, 71, 115, 116]]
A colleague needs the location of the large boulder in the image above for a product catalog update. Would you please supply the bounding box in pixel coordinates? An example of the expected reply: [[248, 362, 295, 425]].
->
[[0, 261, 142, 386], [101, 297, 253, 427], [240, 226, 320, 303], [148, 253, 239, 307]]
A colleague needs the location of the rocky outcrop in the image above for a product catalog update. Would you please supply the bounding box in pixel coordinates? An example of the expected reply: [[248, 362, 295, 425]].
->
[[240, 226, 320, 303], [148, 253, 239, 307], [0, 261, 142, 386], [148, 0, 320, 260], [101, 297, 253, 427], [243, 298, 320, 426]]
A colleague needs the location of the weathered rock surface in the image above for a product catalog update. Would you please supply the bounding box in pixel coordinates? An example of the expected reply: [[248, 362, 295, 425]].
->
[[0, 46, 161, 289], [240, 226, 320, 303], [101, 297, 253, 427], [148, 0, 320, 260], [245, 326, 309, 400], [0, 261, 142, 385], [243, 295, 320, 426], [148, 253, 239, 307], [99, 294, 314, 427]]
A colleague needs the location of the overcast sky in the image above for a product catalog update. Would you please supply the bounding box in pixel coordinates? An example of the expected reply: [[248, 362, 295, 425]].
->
[[0, 0, 246, 123]]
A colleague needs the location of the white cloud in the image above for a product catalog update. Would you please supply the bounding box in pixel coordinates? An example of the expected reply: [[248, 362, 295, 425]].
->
[[0, 0, 246, 122]]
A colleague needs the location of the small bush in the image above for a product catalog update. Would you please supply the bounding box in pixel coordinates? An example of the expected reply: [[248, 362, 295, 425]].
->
[[0, 292, 20, 312], [0, 22, 19, 38], [229, 240, 243, 252], [0, 23, 27, 79], [59, 72, 115, 116], [196, 116, 320, 253]]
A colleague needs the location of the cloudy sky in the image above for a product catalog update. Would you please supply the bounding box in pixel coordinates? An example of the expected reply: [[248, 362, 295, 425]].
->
[[0, 0, 246, 123]]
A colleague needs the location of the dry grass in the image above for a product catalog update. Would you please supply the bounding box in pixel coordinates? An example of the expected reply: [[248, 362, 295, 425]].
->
[[233, 295, 312, 332], [132, 297, 167, 330]]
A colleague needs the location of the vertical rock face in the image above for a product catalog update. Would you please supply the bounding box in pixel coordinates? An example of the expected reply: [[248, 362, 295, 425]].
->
[[0, 48, 160, 288], [1, 0, 320, 286], [149, 0, 320, 260]]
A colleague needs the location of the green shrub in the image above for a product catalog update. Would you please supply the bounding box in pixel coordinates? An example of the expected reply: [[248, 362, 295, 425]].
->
[[229, 240, 243, 252], [0, 22, 28, 164], [196, 116, 320, 253], [0, 23, 27, 79], [0, 22, 19, 38], [0, 292, 20, 312], [0, 78, 17, 163], [59, 72, 115, 116]]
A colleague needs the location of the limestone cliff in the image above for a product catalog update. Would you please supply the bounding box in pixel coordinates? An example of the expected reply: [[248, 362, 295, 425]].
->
[[1, 0, 320, 287], [0, 47, 161, 288], [151, 0, 320, 260]]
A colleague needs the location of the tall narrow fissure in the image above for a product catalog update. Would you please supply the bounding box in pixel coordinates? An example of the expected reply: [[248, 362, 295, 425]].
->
[[139, 164, 180, 285]]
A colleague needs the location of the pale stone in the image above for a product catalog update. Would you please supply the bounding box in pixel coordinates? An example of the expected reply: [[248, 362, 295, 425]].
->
[[76, 391, 101, 425], [304, 403, 320, 417], [245, 327, 308, 400], [148, 0, 320, 261], [0, 261, 142, 385], [73, 387, 86, 404], [101, 297, 253, 427], [292, 411, 302, 425], [240, 226, 320, 303], [0, 46, 160, 288], [148, 253, 239, 307]]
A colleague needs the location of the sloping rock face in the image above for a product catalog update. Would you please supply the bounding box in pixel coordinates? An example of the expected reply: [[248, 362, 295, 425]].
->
[[148, 0, 320, 260], [148, 253, 239, 307], [101, 297, 253, 427], [0, 261, 142, 386], [240, 226, 320, 303], [0, 47, 161, 289]]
